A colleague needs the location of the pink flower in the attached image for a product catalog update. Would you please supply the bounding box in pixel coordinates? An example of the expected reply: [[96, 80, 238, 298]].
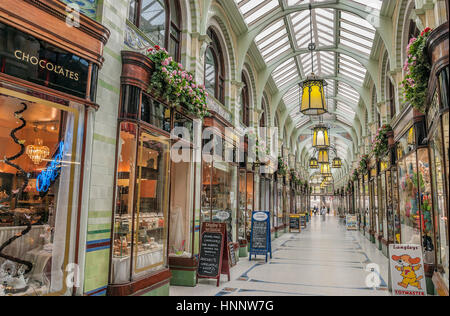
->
[[178, 63, 183, 69]]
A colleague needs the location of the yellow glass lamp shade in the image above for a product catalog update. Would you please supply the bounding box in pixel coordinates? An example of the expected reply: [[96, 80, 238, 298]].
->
[[313, 125, 329, 148], [320, 163, 331, 175], [26, 138, 50, 165], [332, 157, 342, 169], [310, 158, 319, 169], [300, 74, 328, 116], [317, 149, 329, 164]]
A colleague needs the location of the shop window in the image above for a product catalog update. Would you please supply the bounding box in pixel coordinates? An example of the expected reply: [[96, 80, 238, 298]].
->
[[430, 125, 448, 280], [204, 28, 225, 104], [0, 90, 84, 296], [141, 93, 171, 133], [128, 0, 182, 62], [111, 124, 170, 283], [169, 145, 194, 258], [397, 153, 421, 244]]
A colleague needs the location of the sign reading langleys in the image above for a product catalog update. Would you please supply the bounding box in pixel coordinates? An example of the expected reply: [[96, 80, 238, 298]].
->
[[0, 22, 90, 99]]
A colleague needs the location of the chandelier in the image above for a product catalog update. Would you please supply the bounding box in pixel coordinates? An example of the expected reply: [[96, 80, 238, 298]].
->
[[26, 138, 50, 165], [299, 4, 328, 116]]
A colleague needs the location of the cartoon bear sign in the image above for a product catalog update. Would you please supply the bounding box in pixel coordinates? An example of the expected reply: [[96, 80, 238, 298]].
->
[[389, 244, 427, 296]]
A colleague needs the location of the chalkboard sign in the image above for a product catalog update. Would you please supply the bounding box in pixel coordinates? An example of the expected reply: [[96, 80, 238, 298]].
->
[[228, 243, 237, 267], [249, 211, 272, 262], [197, 222, 230, 287], [289, 215, 301, 233], [198, 232, 223, 277], [300, 214, 307, 228]]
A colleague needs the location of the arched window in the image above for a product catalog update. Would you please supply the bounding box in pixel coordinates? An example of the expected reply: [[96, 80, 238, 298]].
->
[[241, 73, 250, 126], [260, 97, 267, 143], [128, 0, 182, 61], [205, 28, 225, 104]]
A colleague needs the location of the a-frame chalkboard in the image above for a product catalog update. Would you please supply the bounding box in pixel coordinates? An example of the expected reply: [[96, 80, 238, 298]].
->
[[249, 211, 272, 262], [197, 222, 231, 287]]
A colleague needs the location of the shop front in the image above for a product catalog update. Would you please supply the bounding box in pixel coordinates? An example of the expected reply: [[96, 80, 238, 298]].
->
[[0, 0, 109, 296], [394, 108, 436, 295], [426, 22, 449, 296], [201, 115, 239, 257], [108, 51, 199, 295], [238, 154, 254, 257]]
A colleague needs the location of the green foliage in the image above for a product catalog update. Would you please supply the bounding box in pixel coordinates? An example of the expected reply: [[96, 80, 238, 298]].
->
[[400, 28, 433, 113], [146, 46, 209, 119]]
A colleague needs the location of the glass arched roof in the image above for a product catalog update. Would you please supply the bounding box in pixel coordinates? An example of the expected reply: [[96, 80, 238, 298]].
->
[[234, 0, 384, 169]]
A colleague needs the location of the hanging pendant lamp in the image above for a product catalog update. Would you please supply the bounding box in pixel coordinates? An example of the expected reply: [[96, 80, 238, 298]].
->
[[299, 4, 328, 116], [310, 157, 319, 169], [318, 148, 329, 164], [313, 124, 330, 149]]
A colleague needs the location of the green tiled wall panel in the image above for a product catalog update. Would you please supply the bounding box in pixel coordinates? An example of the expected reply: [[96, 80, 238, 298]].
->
[[84, 249, 111, 294], [170, 269, 197, 287]]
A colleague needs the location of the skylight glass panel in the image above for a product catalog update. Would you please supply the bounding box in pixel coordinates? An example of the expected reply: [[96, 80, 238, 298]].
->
[[237, 0, 280, 26], [272, 58, 299, 89], [338, 55, 367, 85], [318, 51, 335, 76], [349, 0, 383, 10], [284, 86, 300, 111], [255, 19, 291, 63], [337, 114, 354, 126], [293, 9, 335, 49], [339, 11, 375, 56]]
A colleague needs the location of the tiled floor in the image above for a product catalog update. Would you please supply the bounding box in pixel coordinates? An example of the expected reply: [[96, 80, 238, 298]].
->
[[170, 215, 391, 296]]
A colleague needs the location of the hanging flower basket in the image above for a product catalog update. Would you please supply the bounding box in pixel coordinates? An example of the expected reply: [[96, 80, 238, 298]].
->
[[146, 46, 209, 119], [278, 157, 288, 176], [352, 169, 359, 182], [358, 154, 369, 175], [371, 124, 393, 158], [400, 27, 433, 113]]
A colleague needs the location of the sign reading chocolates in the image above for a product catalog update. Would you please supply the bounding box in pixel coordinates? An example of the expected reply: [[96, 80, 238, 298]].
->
[[0, 22, 89, 99]]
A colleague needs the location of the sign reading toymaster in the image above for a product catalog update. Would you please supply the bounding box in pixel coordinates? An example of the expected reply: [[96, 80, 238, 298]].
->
[[0, 22, 89, 99]]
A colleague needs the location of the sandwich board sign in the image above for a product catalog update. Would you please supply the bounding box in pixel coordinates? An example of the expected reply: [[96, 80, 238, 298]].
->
[[249, 211, 272, 262], [389, 244, 427, 296], [346, 215, 358, 231], [289, 214, 301, 233], [197, 222, 231, 287]]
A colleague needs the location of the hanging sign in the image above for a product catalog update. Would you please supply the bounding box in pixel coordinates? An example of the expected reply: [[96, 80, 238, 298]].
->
[[346, 215, 358, 231], [197, 222, 230, 287], [289, 214, 301, 233], [389, 244, 427, 296], [249, 211, 272, 262]]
